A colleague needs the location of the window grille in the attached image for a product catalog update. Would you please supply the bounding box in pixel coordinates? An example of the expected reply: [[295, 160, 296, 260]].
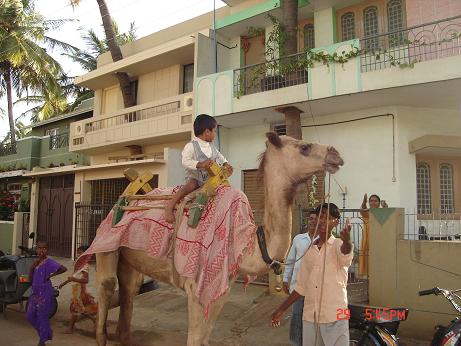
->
[[440, 164, 454, 213], [363, 6, 379, 50], [341, 12, 356, 41], [416, 162, 432, 214], [303, 24, 315, 50], [387, 0, 405, 46]]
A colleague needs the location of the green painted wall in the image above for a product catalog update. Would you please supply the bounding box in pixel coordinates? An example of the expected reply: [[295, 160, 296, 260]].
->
[[0, 222, 14, 254], [216, 0, 281, 29]]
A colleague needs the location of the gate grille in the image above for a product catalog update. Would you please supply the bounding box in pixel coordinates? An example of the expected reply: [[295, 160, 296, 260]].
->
[[74, 203, 113, 258]]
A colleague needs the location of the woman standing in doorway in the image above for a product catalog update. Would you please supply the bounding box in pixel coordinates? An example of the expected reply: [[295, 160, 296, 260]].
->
[[359, 194, 388, 278]]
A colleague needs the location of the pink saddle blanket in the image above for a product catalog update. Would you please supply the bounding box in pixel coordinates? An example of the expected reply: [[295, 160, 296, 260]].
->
[[75, 185, 257, 316]]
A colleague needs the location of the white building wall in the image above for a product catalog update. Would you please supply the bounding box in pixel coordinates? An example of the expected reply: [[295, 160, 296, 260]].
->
[[219, 106, 461, 214]]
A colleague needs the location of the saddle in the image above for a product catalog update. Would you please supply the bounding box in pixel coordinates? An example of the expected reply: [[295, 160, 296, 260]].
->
[[111, 162, 232, 228]]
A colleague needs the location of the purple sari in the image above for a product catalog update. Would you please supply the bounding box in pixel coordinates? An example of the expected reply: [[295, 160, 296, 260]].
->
[[26, 258, 61, 344]]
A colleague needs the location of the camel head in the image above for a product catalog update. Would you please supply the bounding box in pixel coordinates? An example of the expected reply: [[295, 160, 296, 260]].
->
[[259, 132, 344, 200]]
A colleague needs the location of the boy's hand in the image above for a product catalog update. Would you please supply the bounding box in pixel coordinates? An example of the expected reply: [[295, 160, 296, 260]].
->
[[223, 163, 233, 175], [196, 160, 213, 169]]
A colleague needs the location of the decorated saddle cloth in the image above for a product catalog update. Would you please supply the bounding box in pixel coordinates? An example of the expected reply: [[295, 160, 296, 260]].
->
[[75, 185, 257, 315]]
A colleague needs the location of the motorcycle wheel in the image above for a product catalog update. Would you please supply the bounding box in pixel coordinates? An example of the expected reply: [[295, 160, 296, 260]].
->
[[25, 297, 58, 319], [349, 328, 380, 346]]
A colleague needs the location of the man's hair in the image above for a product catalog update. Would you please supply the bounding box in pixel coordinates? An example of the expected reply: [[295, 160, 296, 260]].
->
[[77, 245, 89, 252], [369, 194, 381, 203], [36, 240, 48, 248], [194, 114, 217, 136], [314, 203, 340, 219]]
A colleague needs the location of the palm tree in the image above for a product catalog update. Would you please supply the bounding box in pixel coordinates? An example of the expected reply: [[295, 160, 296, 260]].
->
[[70, 0, 136, 108], [63, 22, 136, 110], [280, 0, 301, 140], [0, 0, 76, 144]]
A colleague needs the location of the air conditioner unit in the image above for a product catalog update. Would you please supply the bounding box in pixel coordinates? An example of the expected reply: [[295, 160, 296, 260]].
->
[[183, 95, 193, 112]]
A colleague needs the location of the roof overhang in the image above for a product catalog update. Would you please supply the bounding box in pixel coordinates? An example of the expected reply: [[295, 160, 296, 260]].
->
[[23, 159, 166, 178], [75, 36, 195, 90], [0, 170, 29, 179], [409, 135, 461, 156]]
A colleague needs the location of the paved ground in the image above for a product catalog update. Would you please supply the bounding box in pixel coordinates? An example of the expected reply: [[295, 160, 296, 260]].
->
[[0, 257, 430, 346]]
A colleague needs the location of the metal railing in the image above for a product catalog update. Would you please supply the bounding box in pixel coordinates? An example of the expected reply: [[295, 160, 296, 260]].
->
[[74, 203, 113, 259], [405, 211, 461, 240], [84, 101, 180, 133], [360, 15, 461, 72], [0, 142, 17, 157], [49, 133, 69, 150], [234, 52, 309, 97]]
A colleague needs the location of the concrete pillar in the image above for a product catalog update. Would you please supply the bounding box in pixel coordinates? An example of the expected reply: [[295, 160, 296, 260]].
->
[[314, 7, 336, 47]]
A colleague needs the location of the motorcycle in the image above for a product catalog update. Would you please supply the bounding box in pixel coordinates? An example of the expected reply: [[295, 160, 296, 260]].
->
[[348, 303, 409, 345], [419, 287, 461, 346], [0, 233, 59, 318]]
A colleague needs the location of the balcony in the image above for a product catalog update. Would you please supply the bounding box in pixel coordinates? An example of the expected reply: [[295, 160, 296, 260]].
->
[[0, 135, 86, 172], [70, 93, 193, 154], [360, 15, 461, 72], [234, 52, 309, 97]]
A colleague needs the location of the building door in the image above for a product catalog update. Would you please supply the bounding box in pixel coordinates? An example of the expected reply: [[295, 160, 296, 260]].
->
[[37, 174, 74, 257], [241, 33, 266, 94]]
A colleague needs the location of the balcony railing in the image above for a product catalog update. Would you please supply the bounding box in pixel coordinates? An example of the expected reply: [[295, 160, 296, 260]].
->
[[84, 100, 180, 133], [360, 15, 461, 72], [234, 52, 308, 97], [0, 142, 17, 157], [49, 133, 69, 150]]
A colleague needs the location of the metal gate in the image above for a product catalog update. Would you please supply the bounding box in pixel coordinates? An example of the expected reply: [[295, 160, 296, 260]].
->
[[74, 203, 113, 257], [37, 175, 74, 257]]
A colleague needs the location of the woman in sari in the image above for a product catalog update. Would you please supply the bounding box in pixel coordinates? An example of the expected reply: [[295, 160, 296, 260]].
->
[[27, 241, 67, 346], [58, 245, 98, 333], [359, 194, 388, 278]]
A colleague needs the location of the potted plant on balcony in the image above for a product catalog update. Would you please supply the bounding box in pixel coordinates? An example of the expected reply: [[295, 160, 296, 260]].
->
[[0, 190, 18, 221]]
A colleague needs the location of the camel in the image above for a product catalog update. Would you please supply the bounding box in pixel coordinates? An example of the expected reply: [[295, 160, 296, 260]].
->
[[94, 132, 344, 346]]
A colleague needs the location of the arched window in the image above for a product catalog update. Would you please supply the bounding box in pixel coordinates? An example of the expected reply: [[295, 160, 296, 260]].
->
[[363, 6, 379, 50], [341, 12, 356, 41], [416, 162, 432, 214], [440, 164, 455, 213], [303, 24, 315, 50], [387, 0, 405, 46]]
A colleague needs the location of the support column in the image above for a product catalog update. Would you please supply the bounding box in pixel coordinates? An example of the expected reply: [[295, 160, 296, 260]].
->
[[314, 7, 336, 47]]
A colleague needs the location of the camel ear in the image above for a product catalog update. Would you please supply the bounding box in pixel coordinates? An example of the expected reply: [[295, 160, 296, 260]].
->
[[266, 132, 282, 149]]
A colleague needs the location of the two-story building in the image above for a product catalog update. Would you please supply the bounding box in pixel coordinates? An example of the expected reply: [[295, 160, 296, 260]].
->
[[0, 98, 92, 256], [67, 10, 238, 258], [195, 0, 461, 235]]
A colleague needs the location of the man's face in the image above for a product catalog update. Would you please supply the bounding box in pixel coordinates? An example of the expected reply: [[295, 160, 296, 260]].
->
[[307, 213, 317, 234], [317, 210, 339, 234]]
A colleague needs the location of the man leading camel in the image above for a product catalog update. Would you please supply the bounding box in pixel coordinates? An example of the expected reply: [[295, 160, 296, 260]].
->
[[271, 203, 353, 346]]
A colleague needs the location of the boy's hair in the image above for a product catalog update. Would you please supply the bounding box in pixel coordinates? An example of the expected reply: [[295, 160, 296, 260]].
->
[[77, 245, 89, 252], [314, 203, 340, 219], [194, 114, 217, 136]]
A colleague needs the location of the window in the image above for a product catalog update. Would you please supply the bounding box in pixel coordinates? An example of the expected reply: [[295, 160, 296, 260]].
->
[[416, 162, 432, 214], [341, 12, 356, 41], [183, 64, 194, 93], [440, 164, 454, 213], [303, 24, 315, 50], [45, 128, 59, 149], [387, 0, 405, 46], [363, 6, 379, 50]]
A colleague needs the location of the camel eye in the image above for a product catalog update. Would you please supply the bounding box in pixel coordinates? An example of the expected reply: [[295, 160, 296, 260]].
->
[[300, 144, 312, 156]]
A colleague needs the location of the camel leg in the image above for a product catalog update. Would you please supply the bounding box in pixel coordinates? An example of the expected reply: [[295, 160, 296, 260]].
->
[[201, 290, 230, 346], [95, 251, 119, 346], [185, 279, 208, 346], [117, 257, 143, 346]]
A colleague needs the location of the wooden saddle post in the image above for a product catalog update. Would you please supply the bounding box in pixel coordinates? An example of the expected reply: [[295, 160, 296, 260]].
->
[[187, 162, 232, 228], [111, 168, 155, 226]]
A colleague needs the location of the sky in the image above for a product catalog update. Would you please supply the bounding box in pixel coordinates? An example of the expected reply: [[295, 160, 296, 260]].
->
[[0, 0, 227, 140]]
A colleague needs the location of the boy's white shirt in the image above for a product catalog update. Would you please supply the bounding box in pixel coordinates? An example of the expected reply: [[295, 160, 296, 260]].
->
[[182, 137, 228, 177]]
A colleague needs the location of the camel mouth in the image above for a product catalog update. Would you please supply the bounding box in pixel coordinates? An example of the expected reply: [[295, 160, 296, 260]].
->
[[324, 158, 343, 174], [325, 163, 341, 174]]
